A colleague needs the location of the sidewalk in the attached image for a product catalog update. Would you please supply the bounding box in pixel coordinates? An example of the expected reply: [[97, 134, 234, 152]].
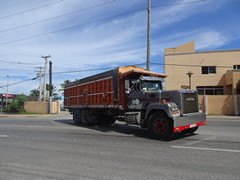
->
[[206, 115, 240, 120], [0, 112, 53, 117], [1, 112, 240, 120]]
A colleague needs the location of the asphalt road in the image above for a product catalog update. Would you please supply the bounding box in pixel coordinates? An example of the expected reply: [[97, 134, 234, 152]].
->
[[0, 112, 240, 180]]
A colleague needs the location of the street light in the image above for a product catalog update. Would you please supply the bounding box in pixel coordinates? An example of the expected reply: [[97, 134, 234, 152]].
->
[[186, 71, 193, 89], [6, 75, 9, 106]]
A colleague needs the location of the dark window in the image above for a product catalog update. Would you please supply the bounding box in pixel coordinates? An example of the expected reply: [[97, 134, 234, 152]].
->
[[233, 65, 240, 69], [202, 67, 208, 74], [202, 66, 216, 74], [196, 86, 223, 95]]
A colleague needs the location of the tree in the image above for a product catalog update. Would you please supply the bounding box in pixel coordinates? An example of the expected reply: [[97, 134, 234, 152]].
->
[[29, 84, 58, 99], [58, 79, 71, 95], [29, 88, 39, 97], [2, 94, 28, 113]]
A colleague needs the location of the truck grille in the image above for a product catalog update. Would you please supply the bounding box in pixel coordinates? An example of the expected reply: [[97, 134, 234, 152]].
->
[[182, 93, 198, 114]]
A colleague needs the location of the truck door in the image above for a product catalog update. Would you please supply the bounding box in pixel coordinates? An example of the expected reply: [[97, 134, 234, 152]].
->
[[127, 80, 146, 110]]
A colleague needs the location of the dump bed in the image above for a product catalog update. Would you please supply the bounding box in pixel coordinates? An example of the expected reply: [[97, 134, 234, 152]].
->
[[64, 66, 166, 110]]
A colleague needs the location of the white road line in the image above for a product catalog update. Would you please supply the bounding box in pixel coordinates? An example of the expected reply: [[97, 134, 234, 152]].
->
[[171, 146, 240, 153], [0, 135, 9, 137]]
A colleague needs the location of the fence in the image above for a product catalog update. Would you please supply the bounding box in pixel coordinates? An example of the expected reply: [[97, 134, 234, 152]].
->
[[199, 95, 239, 115], [24, 101, 59, 114]]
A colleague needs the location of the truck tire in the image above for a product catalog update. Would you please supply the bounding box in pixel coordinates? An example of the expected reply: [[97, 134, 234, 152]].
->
[[73, 109, 82, 124], [181, 126, 199, 134], [81, 109, 90, 125], [147, 112, 173, 140]]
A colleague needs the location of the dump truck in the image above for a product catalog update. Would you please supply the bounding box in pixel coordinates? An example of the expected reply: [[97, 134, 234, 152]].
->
[[64, 66, 206, 139]]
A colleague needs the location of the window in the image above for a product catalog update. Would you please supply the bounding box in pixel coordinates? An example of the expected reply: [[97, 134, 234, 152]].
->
[[141, 81, 162, 91], [202, 66, 216, 74], [233, 65, 240, 69], [196, 86, 223, 95]]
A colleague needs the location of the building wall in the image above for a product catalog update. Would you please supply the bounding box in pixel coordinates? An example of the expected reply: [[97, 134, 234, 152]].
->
[[164, 41, 240, 93], [199, 95, 236, 115], [24, 101, 59, 114], [25, 101, 48, 113]]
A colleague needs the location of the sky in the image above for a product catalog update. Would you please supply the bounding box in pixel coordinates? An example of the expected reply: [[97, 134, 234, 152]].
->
[[0, 0, 239, 96]]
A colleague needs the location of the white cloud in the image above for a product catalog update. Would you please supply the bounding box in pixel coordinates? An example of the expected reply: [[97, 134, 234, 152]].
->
[[0, 0, 238, 95]]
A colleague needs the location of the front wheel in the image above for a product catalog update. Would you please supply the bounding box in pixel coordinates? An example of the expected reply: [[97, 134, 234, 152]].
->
[[147, 112, 173, 140]]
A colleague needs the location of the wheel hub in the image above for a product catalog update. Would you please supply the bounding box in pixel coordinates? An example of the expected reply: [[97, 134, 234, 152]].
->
[[155, 119, 167, 132]]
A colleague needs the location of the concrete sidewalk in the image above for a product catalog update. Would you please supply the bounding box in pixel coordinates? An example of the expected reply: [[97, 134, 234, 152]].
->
[[0, 112, 240, 120], [0, 113, 53, 117]]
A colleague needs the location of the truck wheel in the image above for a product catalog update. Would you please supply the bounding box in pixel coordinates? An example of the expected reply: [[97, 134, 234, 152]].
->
[[73, 109, 82, 124], [147, 112, 173, 140], [106, 116, 116, 124], [181, 127, 199, 134], [81, 109, 90, 125]]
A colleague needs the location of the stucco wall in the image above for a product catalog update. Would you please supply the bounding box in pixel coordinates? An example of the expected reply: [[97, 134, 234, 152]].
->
[[199, 95, 235, 115], [24, 101, 59, 114], [52, 101, 59, 114], [24, 101, 48, 113], [237, 95, 240, 114]]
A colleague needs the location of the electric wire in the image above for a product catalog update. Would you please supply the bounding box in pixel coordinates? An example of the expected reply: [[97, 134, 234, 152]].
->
[[0, 0, 116, 33], [0, 8, 146, 45], [0, 0, 31, 10], [0, 0, 207, 45], [151, 0, 206, 8], [0, 0, 64, 20], [0, 45, 42, 57], [0, 77, 38, 88]]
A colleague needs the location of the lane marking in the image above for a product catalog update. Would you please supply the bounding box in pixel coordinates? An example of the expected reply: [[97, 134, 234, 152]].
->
[[171, 146, 240, 153], [0, 135, 9, 137]]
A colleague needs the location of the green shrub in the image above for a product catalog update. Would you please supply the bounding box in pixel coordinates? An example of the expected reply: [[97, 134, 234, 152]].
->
[[2, 94, 28, 113]]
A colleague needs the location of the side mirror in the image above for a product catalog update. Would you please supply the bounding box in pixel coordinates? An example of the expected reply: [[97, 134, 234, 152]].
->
[[125, 80, 129, 90]]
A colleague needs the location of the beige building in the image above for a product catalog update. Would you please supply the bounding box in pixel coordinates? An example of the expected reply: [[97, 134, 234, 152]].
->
[[164, 40, 240, 95]]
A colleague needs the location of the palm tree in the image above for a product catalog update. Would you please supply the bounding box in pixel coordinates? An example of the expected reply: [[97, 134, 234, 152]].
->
[[58, 79, 71, 95]]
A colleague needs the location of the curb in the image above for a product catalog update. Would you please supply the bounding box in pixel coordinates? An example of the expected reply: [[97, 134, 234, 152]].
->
[[0, 114, 54, 118]]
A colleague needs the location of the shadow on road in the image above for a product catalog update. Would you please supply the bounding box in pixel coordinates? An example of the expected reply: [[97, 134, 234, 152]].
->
[[54, 119, 198, 141]]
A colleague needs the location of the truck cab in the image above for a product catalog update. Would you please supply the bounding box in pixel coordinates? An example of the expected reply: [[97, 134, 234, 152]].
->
[[124, 75, 206, 139]]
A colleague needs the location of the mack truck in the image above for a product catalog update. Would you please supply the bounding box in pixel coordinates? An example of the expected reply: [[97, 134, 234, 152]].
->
[[64, 66, 206, 139]]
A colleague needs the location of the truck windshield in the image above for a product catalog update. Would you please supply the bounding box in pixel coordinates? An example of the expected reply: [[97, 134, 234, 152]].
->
[[141, 81, 162, 91]]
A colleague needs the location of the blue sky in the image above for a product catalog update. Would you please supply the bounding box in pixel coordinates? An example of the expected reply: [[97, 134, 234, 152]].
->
[[0, 0, 239, 96]]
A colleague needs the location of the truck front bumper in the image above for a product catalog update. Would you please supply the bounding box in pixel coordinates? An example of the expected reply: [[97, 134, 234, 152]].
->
[[173, 113, 206, 132]]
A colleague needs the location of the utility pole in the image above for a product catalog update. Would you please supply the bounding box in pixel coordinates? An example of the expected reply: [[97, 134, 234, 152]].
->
[[146, 0, 151, 71], [42, 55, 51, 101], [6, 75, 9, 106], [49, 61, 52, 114], [186, 71, 193, 89], [35, 67, 44, 101]]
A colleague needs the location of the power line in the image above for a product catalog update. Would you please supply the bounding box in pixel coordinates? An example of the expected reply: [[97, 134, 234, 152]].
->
[[0, 0, 116, 33], [54, 51, 147, 67], [0, 0, 206, 45], [0, 45, 42, 56], [0, 8, 146, 45], [0, 0, 31, 10], [0, 77, 38, 88], [151, 0, 206, 8], [0, 0, 64, 20]]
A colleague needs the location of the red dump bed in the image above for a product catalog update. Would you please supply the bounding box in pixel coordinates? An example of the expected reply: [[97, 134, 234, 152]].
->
[[64, 66, 166, 110]]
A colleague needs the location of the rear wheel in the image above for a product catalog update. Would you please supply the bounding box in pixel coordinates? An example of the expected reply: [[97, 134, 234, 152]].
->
[[181, 126, 199, 134], [73, 109, 82, 124], [81, 109, 90, 125], [147, 112, 173, 139]]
